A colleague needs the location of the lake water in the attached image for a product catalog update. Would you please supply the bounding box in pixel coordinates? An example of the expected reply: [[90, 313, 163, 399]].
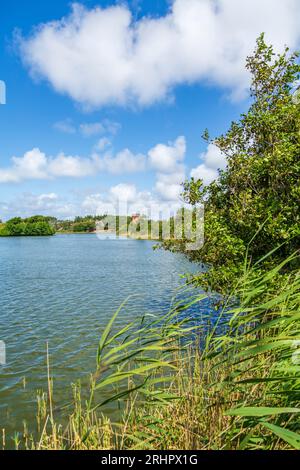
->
[[0, 234, 205, 444]]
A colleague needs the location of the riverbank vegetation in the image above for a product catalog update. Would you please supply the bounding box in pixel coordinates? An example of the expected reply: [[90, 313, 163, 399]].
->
[[39, 214, 175, 240], [0, 216, 55, 237], [0, 213, 181, 240], [163, 35, 300, 294]]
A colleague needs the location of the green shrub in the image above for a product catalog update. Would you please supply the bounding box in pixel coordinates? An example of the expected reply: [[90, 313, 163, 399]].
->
[[163, 35, 300, 293]]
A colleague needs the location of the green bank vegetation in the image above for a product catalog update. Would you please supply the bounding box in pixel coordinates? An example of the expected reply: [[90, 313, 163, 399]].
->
[[0, 215, 107, 236], [0, 216, 55, 237], [54, 215, 105, 233], [0, 213, 179, 240], [49, 214, 177, 240], [54, 214, 177, 239], [163, 35, 300, 293]]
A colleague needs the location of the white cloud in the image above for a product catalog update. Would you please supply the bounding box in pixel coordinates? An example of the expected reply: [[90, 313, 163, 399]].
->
[[79, 122, 105, 137], [0, 137, 226, 219], [154, 166, 186, 202], [81, 193, 115, 216], [0, 147, 146, 183], [81, 186, 182, 220], [110, 183, 137, 203], [96, 149, 146, 174], [101, 119, 121, 135], [148, 136, 186, 201], [19, 0, 300, 108], [54, 119, 76, 134], [202, 143, 227, 170], [94, 137, 112, 152], [0, 148, 47, 183], [149, 136, 186, 173], [0, 186, 183, 221], [190, 143, 227, 185], [155, 181, 183, 201], [54, 118, 121, 137], [48, 153, 97, 177], [0, 136, 225, 198], [0, 148, 98, 182], [0, 136, 189, 212], [0, 134, 189, 184], [0, 192, 76, 219], [190, 164, 218, 186]]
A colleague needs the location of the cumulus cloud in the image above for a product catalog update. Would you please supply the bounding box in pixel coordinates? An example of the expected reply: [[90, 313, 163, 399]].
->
[[81, 185, 182, 220], [149, 136, 186, 173], [190, 164, 219, 186], [54, 118, 121, 137], [0, 134, 225, 204], [0, 147, 146, 183], [154, 167, 186, 202], [0, 136, 227, 219], [0, 148, 96, 182], [109, 183, 137, 203], [0, 136, 189, 207], [0, 135, 187, 184], [148, 136, 186, 201], [1, 185, 183, 221], [48, 153, 97, 178], [97, 149, 146, 174], [0, 192, 76, 219], [19, 0, 300, 108], [190, 143, 226, 185], [54, 119, 76, 134], [94, 137, 112, 152], [155, 175, 185, 202], [0, 149, 48, 183], [79, 120, 120, 137], [79, 122, 105, 137]]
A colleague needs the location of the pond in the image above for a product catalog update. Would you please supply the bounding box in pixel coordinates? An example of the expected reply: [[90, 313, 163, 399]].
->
[[0, 233, 210, 444]]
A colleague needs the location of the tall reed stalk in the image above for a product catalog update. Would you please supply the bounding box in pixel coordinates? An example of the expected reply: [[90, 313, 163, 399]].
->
[[9, 256, 300, 450]]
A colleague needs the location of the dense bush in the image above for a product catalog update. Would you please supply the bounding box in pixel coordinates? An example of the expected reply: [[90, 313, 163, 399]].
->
[[0, 216, 55, 237], [164, 36, 300, 292], [72, 221, 96, 233]]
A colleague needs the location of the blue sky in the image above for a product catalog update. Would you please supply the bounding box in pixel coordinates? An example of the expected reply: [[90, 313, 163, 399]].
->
[[0, 0, 299, 219]]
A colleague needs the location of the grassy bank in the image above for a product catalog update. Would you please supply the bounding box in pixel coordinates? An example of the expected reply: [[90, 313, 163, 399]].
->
[[7, 255, 300, 451]]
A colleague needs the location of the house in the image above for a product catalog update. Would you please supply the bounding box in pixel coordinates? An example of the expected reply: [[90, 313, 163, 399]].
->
[[131, 213, 141, 224]]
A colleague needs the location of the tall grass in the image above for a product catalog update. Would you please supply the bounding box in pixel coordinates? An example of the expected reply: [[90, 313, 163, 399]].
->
[[127, 256, 300, 450], [8, 257, 300, 450]]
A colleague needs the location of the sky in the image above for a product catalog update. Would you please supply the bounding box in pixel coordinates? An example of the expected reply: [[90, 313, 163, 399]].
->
[[0, 0, 300, 220]]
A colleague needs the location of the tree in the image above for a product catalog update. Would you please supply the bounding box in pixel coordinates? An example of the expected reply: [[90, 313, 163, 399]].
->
[[164, 35, 300, 292], [72, 221, 95, 233], [2, 216, 55, 237]]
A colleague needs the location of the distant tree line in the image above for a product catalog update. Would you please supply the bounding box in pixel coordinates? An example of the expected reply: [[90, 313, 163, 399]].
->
[[55, 215, 107, 233], [0, 216, 55, 237], [0, 213, 189, 240]]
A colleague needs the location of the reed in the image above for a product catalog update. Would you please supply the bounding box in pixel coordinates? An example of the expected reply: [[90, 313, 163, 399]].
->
[[126, 256, 300, 450], [9, 255, 300, 450]]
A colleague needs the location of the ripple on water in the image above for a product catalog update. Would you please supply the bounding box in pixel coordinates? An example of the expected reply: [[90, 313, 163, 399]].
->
[[0, 234, 202, 441]]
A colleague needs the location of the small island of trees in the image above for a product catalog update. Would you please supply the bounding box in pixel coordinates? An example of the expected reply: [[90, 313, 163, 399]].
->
[[0, 216, 55, 237]]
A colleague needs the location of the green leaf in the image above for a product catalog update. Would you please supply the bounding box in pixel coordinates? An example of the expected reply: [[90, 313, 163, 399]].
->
[[95, 361, 176, 390], [96, 297, 132, 366], [225, 407, 300, 417], [260, 422, 300, 449]]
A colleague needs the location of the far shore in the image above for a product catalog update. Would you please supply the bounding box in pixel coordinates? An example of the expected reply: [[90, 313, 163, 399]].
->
[[56, 230, 163, 241]]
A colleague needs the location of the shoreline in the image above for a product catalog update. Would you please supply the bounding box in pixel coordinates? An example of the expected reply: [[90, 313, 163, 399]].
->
[[56, 230, 163, 241]]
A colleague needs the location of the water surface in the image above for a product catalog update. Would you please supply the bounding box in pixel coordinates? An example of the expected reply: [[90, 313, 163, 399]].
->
[[0, 234, 202, 442]]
